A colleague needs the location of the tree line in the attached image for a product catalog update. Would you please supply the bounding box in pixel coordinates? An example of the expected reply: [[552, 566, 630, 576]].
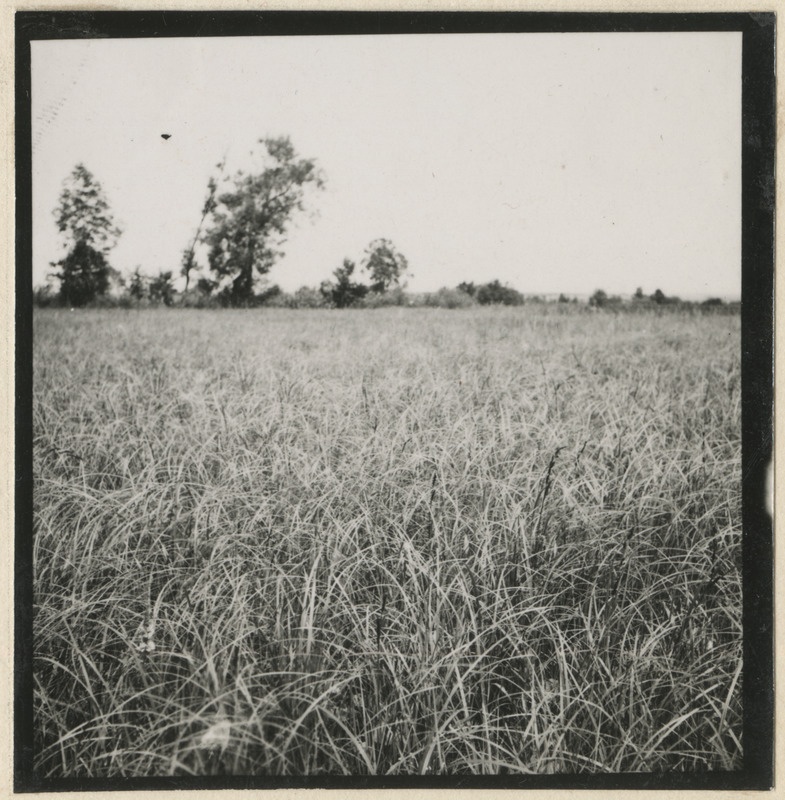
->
[[40, 136, 735, 313], [43, 137, 422, 309]]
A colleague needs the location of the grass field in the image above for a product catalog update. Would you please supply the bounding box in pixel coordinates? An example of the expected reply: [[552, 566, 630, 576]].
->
[[31, 305, 742, 776]]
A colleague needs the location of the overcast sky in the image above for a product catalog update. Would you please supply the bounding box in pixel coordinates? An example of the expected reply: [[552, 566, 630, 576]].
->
[[32, 32, 741, 299]]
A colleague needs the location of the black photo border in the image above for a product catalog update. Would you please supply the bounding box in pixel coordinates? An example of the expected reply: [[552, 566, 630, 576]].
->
[[14, 10, 775, 793]]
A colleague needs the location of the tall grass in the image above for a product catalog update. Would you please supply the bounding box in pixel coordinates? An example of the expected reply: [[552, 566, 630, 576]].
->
[[32, 305, 742, 776]]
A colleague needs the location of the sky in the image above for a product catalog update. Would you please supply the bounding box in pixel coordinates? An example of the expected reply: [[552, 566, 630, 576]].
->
[[32, 32, 742, 299]]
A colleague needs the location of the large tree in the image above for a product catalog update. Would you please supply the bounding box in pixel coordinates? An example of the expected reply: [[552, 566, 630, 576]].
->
[[51, 164, 122, 306], [202, 137, 325, 305]]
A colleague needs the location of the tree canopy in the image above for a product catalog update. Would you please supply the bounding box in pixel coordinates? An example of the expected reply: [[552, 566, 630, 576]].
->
[[54, 164, 122, 253]]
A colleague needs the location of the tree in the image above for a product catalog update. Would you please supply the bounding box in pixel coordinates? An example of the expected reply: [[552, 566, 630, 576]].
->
[[202, 137, 325, 305], [51, 164, 122, 306], [149, 271, 175, 306], [323, 259, 368, 308], [362, 239, 409, 293], [651, 288, 667, 305]]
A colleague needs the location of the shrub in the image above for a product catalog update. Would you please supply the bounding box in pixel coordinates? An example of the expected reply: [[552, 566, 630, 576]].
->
[[257, 285, 283, 306], [91, 293, 134, 309], [257, 291, 294, 308], [476, 280, 524, 306], [324, 260, 368, 308], [651, 288, 665, 304], [127, 267, 147, 301], [423, 287, 478, 309], [149, 271, 176, 306], [213, 283, 282, 308], [358, 286, 408, 308], [589, 289, 608, 308], [291, 285, 328, 309], [33, 285, 58, 308]]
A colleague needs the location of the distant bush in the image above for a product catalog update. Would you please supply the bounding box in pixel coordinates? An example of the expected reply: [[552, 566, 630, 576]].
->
[[651, 288, 681, 306], [149, 271, 176, 306], [589, 289, 622, 309], [475, 280, 524, 306], [180, 290, 210, 309], [261, 287, 330, 309], [91, 293, 135, 309], [358, 286, 408, 308], [176, 278, 222, 308], [423, 287, 478, 309], [257, 291, 292, 309], [323, 259, 368, 308], [33, 285, 58, 308], [292, 285, 328, 308], [212, 283, 283, 308], [589, 289, 608, 308], [257, 285, 284, 306], [699, 298, 739, 315], [128, 267, 147, 301]]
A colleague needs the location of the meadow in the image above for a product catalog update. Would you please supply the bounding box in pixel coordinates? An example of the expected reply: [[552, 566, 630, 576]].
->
[[32, 305, 742, 776]]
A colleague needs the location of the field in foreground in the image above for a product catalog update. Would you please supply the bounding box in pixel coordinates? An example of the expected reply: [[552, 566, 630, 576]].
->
[[32, 306, 742, 776]]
